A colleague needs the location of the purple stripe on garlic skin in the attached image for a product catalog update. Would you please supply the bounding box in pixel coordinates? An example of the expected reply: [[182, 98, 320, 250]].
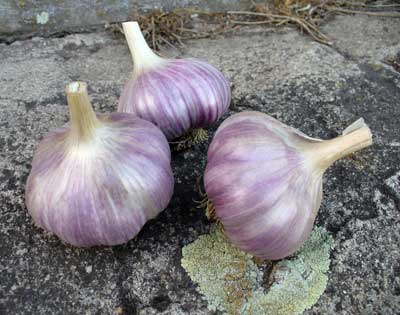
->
[[118, 22, 231, 140], [204, 111, 372, 260], [25, 82, 174, 247]]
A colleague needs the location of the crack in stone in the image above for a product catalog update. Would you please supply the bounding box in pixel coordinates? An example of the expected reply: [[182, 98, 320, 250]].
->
[[383, 173, 400, 211]]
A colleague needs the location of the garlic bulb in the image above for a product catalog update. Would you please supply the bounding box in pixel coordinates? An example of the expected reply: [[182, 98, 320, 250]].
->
[[118, 21, 231, 140], [204, 111, 372, 260], [25, 82, 174, 247]]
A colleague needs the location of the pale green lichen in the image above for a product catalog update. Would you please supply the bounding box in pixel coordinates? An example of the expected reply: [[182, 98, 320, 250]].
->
[[36, 12, 49, 25], [181, 226, 334, 315]]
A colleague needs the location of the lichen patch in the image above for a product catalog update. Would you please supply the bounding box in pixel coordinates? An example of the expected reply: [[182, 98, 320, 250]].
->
[[181, 226, 333, 315]]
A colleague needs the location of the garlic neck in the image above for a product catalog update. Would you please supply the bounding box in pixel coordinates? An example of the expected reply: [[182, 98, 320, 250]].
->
[[122, 21, 165, 75], [66, 82, 101, 142], [306, 119, 373, 173]]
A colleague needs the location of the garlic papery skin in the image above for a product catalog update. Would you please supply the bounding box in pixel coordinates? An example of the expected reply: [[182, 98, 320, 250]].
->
[[25, 82, 174, 247], [204, 111, 372, 260], [118, 21, 231, 140]]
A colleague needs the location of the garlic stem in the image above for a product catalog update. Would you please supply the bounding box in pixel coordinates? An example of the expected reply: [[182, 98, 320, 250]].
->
[[308, 122, 373, 172], [122, 21, 164, 74], [66, 82, 101, 142]]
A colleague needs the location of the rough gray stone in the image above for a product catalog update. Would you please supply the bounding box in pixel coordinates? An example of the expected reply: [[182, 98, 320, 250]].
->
[[0, 0, 252, 42], [0, 14, 400, 315], [322, 14, 400, 63], [385, 172, 400, 201]]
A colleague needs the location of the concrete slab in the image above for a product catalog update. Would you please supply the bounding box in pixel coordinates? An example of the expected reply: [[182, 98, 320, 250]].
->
[[0, 14, 399, 315]]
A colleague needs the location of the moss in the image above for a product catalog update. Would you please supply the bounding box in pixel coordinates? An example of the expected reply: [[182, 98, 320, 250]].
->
[[181, 226, 333, 315]]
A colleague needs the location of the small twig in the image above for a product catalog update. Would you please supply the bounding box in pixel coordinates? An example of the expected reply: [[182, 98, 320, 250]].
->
[[327, 6, 400, 17], [309, 0, 332, 15], [177, 27, 212, 38], [228, 10, 331, 45], [365, 4, 400, 8], [151, 16, 156, 50], [170, 32, 185, 46], [296, 18, 331, 44], [228, 10, 288, 19], [276, 18, 291, 26], [110, 4, 398, 51], [159, 36, 177, 48], [231, 20, 273, 25], [178, 27, 216, 37], [339, 1, 400, 8], [177, 27, 202, 33], [175, 8, 216, 16], [296, 4, 312, 12], [104, 22, 124, 35]]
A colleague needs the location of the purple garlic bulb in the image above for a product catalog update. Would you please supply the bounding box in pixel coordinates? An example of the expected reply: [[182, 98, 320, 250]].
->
[[25, 82, 174, 247], [204, 111, 373, 260], [118, 21, 231, 140]]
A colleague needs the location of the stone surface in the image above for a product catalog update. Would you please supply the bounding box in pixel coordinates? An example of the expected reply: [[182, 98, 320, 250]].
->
[[322, 14, 400, 62], [0, 14, 400, 315], [0, 0, 252, 43]]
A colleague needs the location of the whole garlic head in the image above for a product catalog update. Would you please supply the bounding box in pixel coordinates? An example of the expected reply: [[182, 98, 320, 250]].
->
[[118, 22, 231, 140], [204, 111, 372, 260], [26, 82, 174, 247]]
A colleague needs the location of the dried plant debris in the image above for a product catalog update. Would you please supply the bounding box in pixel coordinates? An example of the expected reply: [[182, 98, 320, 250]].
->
[[229, 0, 400, 45], [135, 9, 233, 50], [195, 194, 216, 221], [107, 1, 399, 48], [229, 0, 334, 45], [108, 9, 235, 50], [169, 128, 209, 151], [326, 0, 400, 17], [181, 226, 334, 315]]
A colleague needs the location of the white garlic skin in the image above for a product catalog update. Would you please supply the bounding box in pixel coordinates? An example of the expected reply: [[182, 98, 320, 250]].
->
[[204, 111, 372, 260]]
